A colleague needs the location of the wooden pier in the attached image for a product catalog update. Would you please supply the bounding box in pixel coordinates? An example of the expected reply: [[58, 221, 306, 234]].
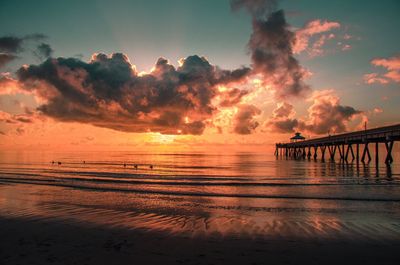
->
[[275, 124, 400, 166]]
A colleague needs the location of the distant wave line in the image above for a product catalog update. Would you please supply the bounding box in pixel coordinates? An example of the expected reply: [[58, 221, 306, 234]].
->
[[1, 175, 397, 187], [1, 178, 400, 202]]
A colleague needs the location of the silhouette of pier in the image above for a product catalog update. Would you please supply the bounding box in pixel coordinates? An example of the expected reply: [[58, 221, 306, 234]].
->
[[275, 124, 400, 165]]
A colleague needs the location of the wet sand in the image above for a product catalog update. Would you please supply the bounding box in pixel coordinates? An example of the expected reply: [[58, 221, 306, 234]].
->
[[1, 150, 400, 264], [1, 215, 399, 265]]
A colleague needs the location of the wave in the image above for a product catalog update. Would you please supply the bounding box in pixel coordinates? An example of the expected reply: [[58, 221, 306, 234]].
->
[[1, 177, 400, 202], [0, 174, 396, 187]]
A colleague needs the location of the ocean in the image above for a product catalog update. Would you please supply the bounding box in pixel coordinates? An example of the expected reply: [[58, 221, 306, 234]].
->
[[1, 149, 400, 241]]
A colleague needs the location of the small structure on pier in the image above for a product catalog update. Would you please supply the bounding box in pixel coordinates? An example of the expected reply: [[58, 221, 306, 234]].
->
[[290, 132, 305, 142]]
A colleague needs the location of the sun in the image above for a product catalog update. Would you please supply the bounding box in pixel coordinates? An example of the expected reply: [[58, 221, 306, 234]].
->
[[149, 133, 177, 144]]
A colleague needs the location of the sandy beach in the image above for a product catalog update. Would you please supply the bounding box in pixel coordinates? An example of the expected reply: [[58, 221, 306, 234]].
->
[[1, 214, 399, 265], [1, 150, 400, 265]]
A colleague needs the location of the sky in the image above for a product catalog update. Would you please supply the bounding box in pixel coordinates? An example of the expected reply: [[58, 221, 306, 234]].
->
[[0, 0, 399, 151]]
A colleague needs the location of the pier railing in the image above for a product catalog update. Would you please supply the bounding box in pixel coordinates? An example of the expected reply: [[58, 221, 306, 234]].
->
[[275, 123, 400, 165]]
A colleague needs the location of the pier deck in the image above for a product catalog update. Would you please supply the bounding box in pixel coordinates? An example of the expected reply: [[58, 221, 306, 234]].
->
[[275, 124, 400, 165]]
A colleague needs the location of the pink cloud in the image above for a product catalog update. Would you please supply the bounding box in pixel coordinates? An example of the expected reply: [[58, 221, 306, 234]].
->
[[341, 44, 352, 51], [365, 55, 400, 84], [384, 70, 400, 82], [371, 56, 400, 70], [294, 19, 340, 55], [363, 73, 389, 85], [343, 34, 352, 40]]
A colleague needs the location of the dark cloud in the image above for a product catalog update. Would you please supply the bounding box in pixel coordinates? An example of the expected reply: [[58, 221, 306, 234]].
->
[[24, 33, 47, 41], [231, 0, 277, 19], [35, 43, 54, 59], [249, 10, 311, 99], [268, 118, 298, 133], [0, 53, 17, 68], [0, 34, 47, 53], [0, 34, 50, 67], [17, 53, 249, 135], [233, 104, 261, 134], [0, 36, 24, 53], [232, 1, 311, 99]]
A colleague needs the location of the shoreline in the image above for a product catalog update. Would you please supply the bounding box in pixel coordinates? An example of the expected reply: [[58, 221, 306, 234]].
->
[[1, 215, 400, 265]]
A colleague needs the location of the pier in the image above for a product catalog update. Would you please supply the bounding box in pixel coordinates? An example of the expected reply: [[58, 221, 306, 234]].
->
[[275, 124, 400, 165]]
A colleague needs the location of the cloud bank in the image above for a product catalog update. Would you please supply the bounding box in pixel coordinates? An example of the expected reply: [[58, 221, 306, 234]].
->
[[16, 53, 250, 135]]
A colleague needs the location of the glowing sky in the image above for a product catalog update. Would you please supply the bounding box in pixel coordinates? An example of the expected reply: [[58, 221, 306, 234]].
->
[[0, 0, 399, 151]]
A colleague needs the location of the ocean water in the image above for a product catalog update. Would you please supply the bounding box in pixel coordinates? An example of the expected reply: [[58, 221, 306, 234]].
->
[[1, 149, 400, 241]]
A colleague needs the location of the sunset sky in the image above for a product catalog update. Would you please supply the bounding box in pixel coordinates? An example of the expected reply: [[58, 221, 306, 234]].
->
[[0, 0, 399, 151]]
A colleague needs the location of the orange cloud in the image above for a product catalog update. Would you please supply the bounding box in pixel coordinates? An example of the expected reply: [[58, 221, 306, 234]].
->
[[233, 104, 261, 134]]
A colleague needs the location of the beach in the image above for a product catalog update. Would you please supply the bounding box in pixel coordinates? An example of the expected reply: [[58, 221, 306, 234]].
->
[[1, 150, 400, 264], [1, 211, 400, 265]]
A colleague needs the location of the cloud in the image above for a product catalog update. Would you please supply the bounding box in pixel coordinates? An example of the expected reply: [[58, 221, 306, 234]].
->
[[0, 73, 27, 95], [373, 107, 383, 114], [16, 53, 250, 135], [266, 102, 298, 133], [372, 56, 400, 83], [0, 53, 17, 68], [0, 110, 35, 124], [35, 43, 54, 59], [293, 19, 340, 55], [300, 90, 362, 134], [372, 56, 400, 70], [251, 10, 312, 99], [230, 0, 278, 19], [341, 44, 351, 51], [1, 3, 363, 139], [266, 90, 363, 135], [232, 0, 311, 99], [233, 104, 261, 134], [218, 88, 250, 107], [16, 127, 25, 135], [0, 36, 24, 53], [0, 34, 50, 68], [364, 55, 400, 84], [363, 73, 389, 85]]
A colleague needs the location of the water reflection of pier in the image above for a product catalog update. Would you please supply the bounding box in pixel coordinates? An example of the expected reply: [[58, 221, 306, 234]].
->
[[275, 124, 400, 167]]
